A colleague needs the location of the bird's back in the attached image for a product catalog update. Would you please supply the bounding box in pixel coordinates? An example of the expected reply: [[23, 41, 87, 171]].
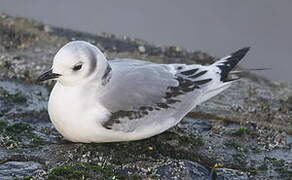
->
[[99, 47, 248, 136]]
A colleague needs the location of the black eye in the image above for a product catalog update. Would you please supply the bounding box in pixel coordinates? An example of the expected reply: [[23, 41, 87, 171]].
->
[[73, 64, 82, 71]]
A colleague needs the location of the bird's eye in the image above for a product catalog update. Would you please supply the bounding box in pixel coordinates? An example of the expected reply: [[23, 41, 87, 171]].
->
[[73, 64, 82, 71]]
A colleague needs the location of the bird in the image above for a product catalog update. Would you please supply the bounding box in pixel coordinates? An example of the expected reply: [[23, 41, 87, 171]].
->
[[37, 41, 250, 143]]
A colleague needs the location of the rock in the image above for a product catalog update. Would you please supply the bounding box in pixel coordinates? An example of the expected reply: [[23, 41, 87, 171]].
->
[[0, 13, 291, 179], [0, 161, 42, 179], [214, 168, 249, 180]]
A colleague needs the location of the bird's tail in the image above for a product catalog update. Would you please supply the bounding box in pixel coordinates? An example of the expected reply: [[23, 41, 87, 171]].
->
[[213, 47, 250, 82], [189, 47, 250, 108]]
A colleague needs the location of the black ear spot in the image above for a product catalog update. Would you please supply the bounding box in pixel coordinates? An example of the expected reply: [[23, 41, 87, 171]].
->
[[73, 64, 82, 71]]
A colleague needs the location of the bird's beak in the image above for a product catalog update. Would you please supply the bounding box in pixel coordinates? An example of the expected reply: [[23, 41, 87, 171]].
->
[[37, 69, 61, 82]]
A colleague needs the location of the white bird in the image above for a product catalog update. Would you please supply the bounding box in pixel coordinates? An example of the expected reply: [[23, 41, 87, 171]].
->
[[37, 41, 249, 143]]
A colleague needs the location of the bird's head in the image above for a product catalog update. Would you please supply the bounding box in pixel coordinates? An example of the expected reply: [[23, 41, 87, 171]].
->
[[37, 41, 108, 86]]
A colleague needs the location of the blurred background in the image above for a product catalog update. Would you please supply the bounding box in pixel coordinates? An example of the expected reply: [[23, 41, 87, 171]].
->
[[0, 0, 291, 82]]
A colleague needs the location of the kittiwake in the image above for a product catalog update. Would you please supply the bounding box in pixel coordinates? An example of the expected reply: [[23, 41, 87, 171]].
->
[[37, 41, 250, 143]]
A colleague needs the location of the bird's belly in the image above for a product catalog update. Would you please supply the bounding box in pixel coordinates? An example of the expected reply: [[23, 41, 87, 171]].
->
[[48, 86, 109, 142], [49, 93, 177, 142], [47, 85, 183, 143], [48, 100, 89, 142]]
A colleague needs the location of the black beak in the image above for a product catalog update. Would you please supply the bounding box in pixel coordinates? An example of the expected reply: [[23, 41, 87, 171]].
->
[[37, 69, 61, 82]]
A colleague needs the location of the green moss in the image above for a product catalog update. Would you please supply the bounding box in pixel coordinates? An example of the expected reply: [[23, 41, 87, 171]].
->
[[0, 120, 8, 130], [6, 122, 32, 135], [14, 176, 32, 180], [258, 164, 268, 171], [47, 163, 117, 180], [0, 88, 27, 104], [247, 167, 258, 175], [102, 139, 159, 165], [31, 136, 46, 146], [1, 60, 12, 69], [48, 165, 87, 179], [265, 157, 292, 179], [127, 173, 141, 180], [225, 141, 241, 149], [268, 158, 285, 167], [188, 112, 227, 121], [0, 122, 45, 148], [190, 136, 204, 146], [231, 127, 247, 136], [232, 154, 247, 168], [159, 132, 204, 147], [275, 167, 292, 180]]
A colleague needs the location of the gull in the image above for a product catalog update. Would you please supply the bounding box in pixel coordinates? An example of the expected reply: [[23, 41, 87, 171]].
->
[[37, 41, 249, 143]]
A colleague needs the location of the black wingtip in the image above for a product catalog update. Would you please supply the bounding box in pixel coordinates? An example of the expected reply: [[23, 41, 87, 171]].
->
[[217, 47, 251, 82], [231, 47, 250, 59]]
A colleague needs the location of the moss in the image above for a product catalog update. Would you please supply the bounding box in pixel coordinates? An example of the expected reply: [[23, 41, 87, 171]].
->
[[0, 111, 4, 117], [160, 132, 204, 147], [127, 173, 141, 180], [275, 167, 292, 180], [0, 120, 8, 130], [190, 136, 204, 146], [47, 163, 117, 180], [225, 141, 241, 149], [268, 158, 285, 167], [48, 165, 87, 180], [117, 173, 142, 180], [0, 88, 27, 104], [265, 157, 292, 179], [75, 132, 204, 168], [6, 122, 32, 135], [1, 60, 12, 69], [231, 127, 247, 136], [247, 167, 258, 175], [104, 139, 159, 165], [232, 154, 247, 168], [14, 176, 32, 180], [0, 122, 45, 148], [258, 164, 268, 171], [188, 112, 229, 121], [31, 136, 46, 146]]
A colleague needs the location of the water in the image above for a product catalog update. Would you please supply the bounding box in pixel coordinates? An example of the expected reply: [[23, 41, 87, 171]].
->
[[0, 0, 291, 82]]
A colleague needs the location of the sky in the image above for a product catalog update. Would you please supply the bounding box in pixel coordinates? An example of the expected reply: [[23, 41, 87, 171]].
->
[[0, 0, 291, 82]]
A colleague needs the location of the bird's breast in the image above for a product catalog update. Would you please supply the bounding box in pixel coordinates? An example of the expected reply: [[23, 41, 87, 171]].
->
[[48, 83, 109, 142]]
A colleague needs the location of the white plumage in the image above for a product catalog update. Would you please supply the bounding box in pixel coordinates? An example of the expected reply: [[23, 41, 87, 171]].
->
[[37, 41, 250, 143]]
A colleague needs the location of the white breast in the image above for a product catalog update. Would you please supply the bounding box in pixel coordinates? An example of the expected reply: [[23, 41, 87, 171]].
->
[[48, 83, 110, 142], [48, 83, 182, 143]]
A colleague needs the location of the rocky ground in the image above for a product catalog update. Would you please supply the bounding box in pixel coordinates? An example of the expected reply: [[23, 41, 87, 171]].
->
[[0, 13, 291, 180]]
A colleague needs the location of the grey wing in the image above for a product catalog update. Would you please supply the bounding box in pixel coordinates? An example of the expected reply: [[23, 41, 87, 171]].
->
[[102, 59, 177, 111], [100, 59, 214, 132]]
